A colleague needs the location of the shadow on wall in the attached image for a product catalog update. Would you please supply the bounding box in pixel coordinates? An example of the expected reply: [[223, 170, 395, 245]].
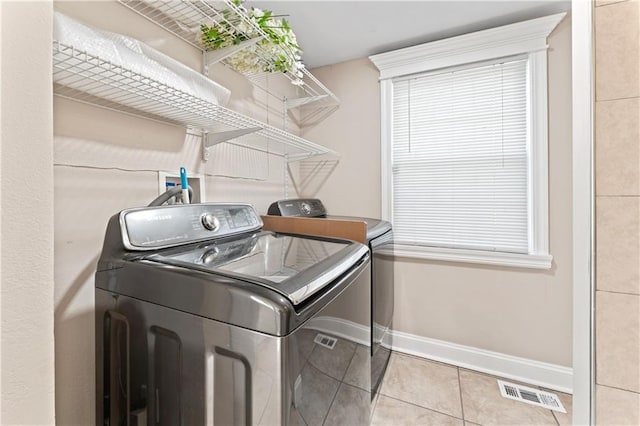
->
[[55, 254, 100, 423], [54, 97, 186, 153], [289, 157, 340, 198], [290, 104, 340, 129]]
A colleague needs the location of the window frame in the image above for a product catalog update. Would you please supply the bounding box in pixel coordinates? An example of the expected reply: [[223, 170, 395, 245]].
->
[[370, 13, 566, 269]]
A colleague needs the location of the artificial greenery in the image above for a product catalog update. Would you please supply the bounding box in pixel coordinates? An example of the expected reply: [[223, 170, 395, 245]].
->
[[200, 0, 304, 82]]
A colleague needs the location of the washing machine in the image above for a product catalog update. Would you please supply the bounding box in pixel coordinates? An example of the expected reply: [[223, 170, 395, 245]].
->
[[95, 203, 371, 425], [267, 198, 393, 400]]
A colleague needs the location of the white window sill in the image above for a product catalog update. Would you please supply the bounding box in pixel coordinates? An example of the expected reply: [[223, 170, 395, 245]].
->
[[378, 244, 553, 270]]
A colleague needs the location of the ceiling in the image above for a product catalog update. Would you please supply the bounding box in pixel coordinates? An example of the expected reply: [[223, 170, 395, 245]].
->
[[244, 1, 571, 69]]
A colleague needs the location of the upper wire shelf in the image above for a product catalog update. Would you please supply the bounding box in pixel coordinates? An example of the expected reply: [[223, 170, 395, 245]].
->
[[52, 41, 337, 161], [117, 0, 340, 117]]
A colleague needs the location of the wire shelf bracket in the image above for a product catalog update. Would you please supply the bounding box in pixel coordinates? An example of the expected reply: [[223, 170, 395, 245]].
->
[[201, 127, 262, 160], [202, 38, 261, 74], [52, 41, 337, 163]]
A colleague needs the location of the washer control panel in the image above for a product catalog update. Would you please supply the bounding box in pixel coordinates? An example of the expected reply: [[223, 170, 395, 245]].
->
[[267, 198, 327, 217], [121, 203, 262, 250]]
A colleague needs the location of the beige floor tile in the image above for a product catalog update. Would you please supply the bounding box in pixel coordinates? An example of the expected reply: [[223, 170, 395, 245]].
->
[[371, 395, 463, 426], [380, 353, 462, 418], [596, 0, 631, 6], [596, 291, 640, 392], [546, 390, 573, 425], [596, 384, 640, 425], [459, 369, 557, 426], [596, 197, 640, 295], [596, 98, 640, 196], [595, 0, 640, 100]]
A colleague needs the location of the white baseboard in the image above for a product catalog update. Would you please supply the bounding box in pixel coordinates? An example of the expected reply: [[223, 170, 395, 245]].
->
[[302, 317, 572, 394], [388, 329, 573, 394]]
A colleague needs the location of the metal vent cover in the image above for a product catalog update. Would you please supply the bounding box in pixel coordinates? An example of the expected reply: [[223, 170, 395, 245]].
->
[[497, 380, 566, 413]]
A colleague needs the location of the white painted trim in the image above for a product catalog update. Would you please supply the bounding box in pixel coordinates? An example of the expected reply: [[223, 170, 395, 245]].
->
[[389, 330, 573, 394], [529, 50, 551, 257], [370, 13, 566, 80], [304, 316, 572, 393], [371, 13, 562, 266], [380, 79, 393, 222], [571, 1, 595, 424], [379, 244, 553, 269]]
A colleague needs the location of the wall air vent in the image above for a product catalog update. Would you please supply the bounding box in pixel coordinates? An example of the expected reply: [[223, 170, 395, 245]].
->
[[497, 380, 566, 413]]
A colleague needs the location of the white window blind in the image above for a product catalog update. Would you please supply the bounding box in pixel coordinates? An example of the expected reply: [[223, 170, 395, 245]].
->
[[391, 58, 529, 254]]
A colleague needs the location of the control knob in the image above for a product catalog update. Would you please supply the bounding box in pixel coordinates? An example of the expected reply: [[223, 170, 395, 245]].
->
[[300, 202, 312, 215], [201, 213, 220, 231]]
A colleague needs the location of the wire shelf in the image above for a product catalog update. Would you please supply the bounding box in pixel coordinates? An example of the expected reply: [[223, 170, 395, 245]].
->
[[118, 0, 340, 111], [53, 41, 337, 161]]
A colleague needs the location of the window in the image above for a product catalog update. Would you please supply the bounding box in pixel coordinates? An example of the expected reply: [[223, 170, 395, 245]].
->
[[370, 13, 566, 269]]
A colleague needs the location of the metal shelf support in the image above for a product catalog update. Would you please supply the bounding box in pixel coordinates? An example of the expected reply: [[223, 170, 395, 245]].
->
[[202, 38, 261, 74], [201, 127, 262, 160]]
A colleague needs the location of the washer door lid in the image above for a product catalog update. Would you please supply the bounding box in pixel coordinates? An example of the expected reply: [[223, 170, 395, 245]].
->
[[147, 232, 369, 305]]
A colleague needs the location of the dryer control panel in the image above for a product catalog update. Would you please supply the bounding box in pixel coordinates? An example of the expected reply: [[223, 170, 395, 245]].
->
[[120, 203, 262, 251], [267, 198, 327, 218]]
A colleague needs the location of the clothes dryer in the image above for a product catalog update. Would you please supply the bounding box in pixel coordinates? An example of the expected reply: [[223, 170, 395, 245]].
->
[[267, 198, 393, 399]]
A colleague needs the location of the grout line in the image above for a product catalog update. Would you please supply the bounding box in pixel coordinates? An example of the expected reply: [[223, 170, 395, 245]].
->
[[393, 350, 460, 370], [383, 353, 571, 425], [595, 383, 640, 395], [595, 95, 640, 102], [595, 195, 640, 198], [458, 366, 467, 422], [594, 289, 640, 297], [380, 394, 465, 422]]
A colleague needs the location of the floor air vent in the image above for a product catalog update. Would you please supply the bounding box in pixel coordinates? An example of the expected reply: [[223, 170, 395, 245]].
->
[[497, 380, 566, 413], [313, 333, 337, 350]]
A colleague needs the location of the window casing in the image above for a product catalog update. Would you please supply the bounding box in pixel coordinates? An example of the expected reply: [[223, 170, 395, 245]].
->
[[370, 13, 566, 269]]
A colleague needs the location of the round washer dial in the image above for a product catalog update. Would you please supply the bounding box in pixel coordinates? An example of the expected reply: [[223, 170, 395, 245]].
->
[[201, 213, 220, 231]]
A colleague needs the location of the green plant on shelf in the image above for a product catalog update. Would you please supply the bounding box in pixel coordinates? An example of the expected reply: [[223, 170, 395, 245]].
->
[[201, 0, 305, 85]]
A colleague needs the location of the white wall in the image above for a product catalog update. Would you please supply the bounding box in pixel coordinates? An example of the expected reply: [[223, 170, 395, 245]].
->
[[306, 17, 573, 368], [53, 2, 303, 424], [0, 2, 56, 424]]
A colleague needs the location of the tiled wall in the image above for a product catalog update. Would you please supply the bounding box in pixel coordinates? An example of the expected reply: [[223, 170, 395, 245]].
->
[[594, 0, 640, 424]]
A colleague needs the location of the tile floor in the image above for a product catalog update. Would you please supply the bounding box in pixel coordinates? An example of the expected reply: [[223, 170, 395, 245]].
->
[[372, 352, 573, 426]]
